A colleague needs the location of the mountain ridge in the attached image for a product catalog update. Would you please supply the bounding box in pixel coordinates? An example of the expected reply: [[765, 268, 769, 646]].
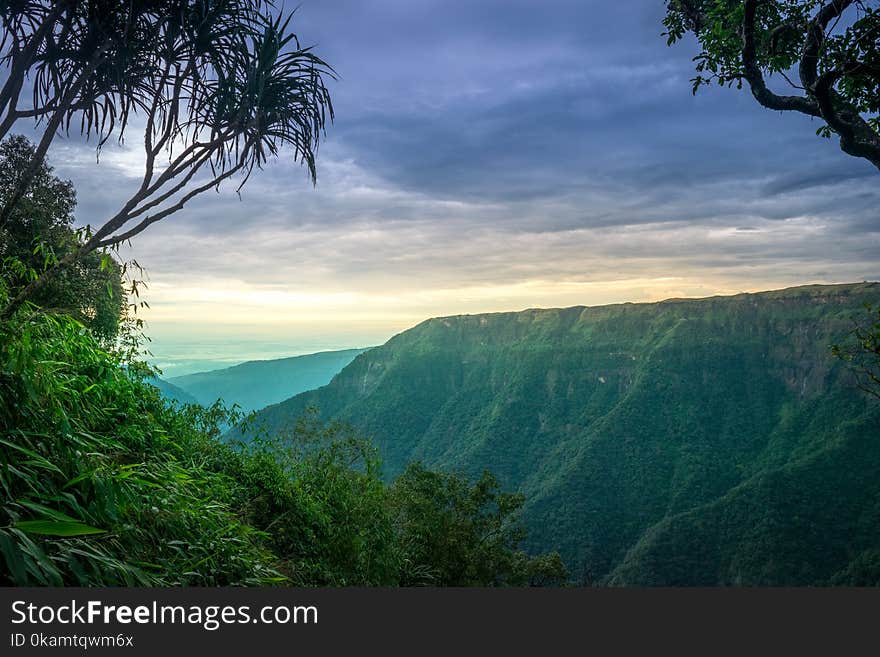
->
[[234, 282, 880, 584]]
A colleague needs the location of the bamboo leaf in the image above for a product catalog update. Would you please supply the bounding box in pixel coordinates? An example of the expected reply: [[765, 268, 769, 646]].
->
[[15, 520, 107, 537]]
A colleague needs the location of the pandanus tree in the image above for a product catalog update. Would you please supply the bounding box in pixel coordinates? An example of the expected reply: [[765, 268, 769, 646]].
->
[[0, 0, 334, 319], [665, 1, 880, 170]]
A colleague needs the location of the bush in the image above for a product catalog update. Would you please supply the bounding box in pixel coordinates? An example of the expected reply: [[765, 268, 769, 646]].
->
[[0, 296, 278, 584]]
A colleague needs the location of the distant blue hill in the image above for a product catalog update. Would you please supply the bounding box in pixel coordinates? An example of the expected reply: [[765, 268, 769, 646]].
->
[[162, 348, 370, 413], [149, 377, 200, 405]]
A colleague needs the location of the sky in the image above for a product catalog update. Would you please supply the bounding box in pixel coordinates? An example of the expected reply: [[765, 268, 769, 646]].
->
[[38, 0, 880, 373]]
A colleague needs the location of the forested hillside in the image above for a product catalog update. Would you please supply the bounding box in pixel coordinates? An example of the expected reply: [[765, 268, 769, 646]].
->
[[240, 283, 880, 585]]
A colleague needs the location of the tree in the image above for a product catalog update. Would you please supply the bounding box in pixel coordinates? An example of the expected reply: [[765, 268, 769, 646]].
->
[[0, 134, 124, 340], [233, 412, 400, 586], [388, 462, 568, 586], [0, 1, 334, 319], [833, 303, 880, 400], [664, 1, 880, 169]]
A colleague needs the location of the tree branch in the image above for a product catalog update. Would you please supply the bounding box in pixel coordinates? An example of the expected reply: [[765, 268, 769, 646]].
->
[[799, 0, 854, 91], [741, 0, 822, 116], [93, 163, 245, 250], [126, 147, 218, 221], [813, 62, 880, 168], [0, 59, 98, 230], [0, 152, 247, 322], [0, 2, 69, 121]]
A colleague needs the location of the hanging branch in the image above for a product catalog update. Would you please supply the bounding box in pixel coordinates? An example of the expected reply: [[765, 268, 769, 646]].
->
[[665, 0, 880, 170]]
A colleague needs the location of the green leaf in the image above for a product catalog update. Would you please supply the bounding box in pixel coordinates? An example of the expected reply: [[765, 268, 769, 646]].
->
[[16, 501, 78, 523], [15, 520, 107, 537], [0, 438, 64, 474], [0, 532, 28, 584]]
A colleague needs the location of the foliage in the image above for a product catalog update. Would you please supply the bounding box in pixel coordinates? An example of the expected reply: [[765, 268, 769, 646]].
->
[[222, 412, 400, 586], [664, 1, 880, 168], [0, 135, 124, 340], [832, 303, 880, 399], [389, 463, 568, 586], [0, 0, 334, 190], [240, 282, 880, 585], [0, 293, 279, 585]]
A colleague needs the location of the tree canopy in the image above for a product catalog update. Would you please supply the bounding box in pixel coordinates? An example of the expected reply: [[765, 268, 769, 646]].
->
[[833, 303, 880, 400], [665, 0, 880, 169], [389, 463, 568, 586], [0, 134, 124, 340]]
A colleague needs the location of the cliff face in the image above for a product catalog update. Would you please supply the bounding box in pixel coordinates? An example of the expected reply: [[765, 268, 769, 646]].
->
[[241, 283, 880, 584]]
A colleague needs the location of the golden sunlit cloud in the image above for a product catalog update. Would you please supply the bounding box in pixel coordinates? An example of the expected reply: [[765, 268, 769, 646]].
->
[[142, 274, 806, 337]]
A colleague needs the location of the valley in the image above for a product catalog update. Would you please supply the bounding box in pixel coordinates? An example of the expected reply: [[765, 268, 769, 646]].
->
[[232, 283, 880, 585]]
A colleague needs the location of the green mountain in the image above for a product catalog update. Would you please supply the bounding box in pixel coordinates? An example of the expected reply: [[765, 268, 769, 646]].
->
[[149, 377, 200, 405], [237, 283, 880, 585], [168, 348, 369, 413]]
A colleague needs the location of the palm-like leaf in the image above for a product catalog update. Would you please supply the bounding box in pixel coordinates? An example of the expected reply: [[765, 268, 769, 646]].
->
[[195, 11, 335, 184]]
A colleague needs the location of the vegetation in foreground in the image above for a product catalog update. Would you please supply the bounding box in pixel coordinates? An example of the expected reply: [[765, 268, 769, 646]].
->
[[0, 298, 566, 586]]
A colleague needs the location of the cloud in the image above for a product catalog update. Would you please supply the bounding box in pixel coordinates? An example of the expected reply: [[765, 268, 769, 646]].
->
[[14, 0, 875, 351], [760, 163, 877, 197]]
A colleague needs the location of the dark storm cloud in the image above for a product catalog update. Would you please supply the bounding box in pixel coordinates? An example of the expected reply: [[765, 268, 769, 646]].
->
[[30, 0, 877, 323], [760, 163, 877, 197], [285, 0, 874, 210]]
